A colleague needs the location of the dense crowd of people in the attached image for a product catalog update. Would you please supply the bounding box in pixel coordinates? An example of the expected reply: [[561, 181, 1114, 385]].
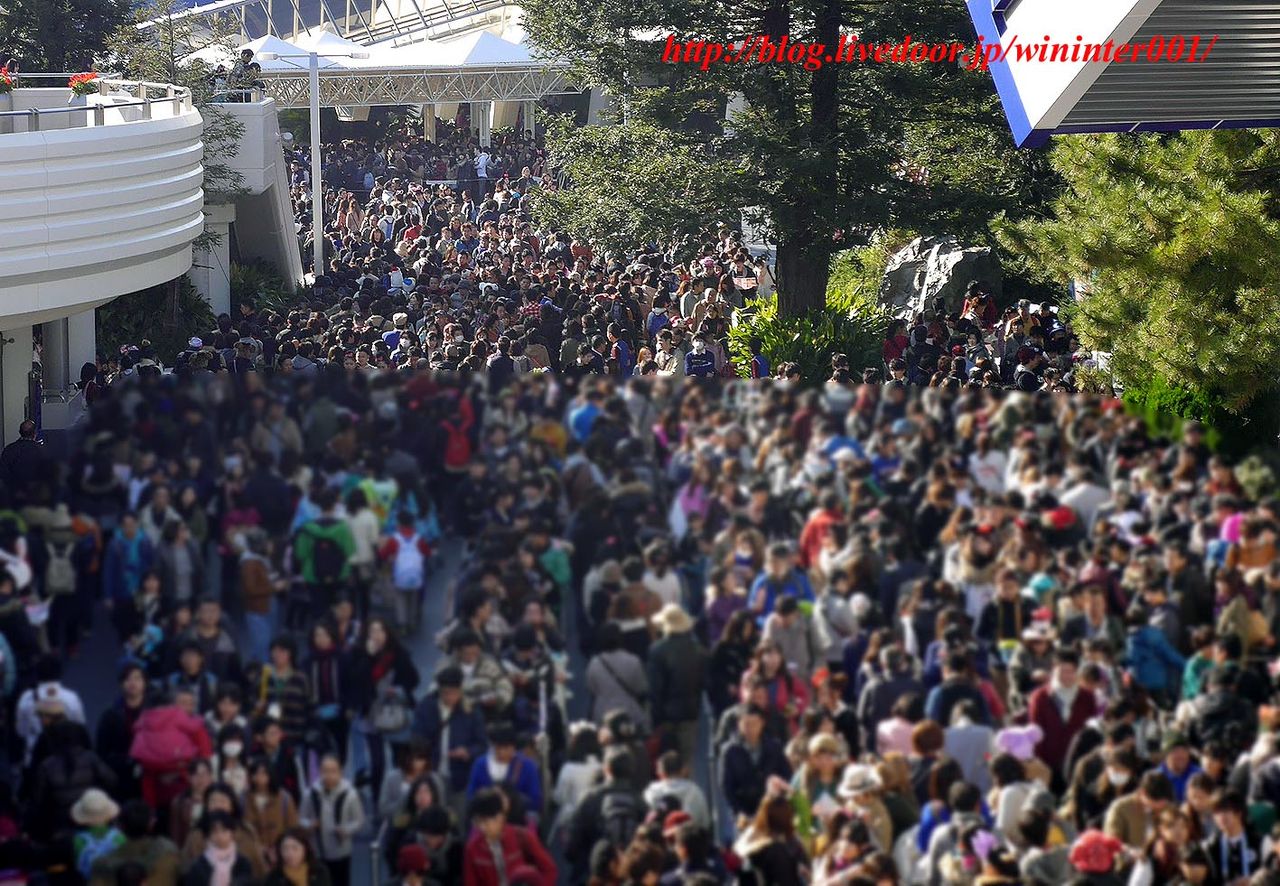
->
[[0, 107, 1273, 886], [3, 360, 1280, 886]]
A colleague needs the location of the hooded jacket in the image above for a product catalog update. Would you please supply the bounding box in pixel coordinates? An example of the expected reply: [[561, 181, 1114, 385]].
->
[[300, 777, 365, 860], [293, 517, 356, 585]]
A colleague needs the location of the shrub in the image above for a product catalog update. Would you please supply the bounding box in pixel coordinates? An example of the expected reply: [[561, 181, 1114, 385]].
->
[[96, 275, 215, 362], [231, 261, 309, 317], [1121, 375, 1280, 458], [728, 284, 890, 382]]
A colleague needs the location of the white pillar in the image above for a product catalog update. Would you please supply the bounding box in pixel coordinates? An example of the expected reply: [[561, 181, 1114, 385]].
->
[[191, 203, 235, 317], [422, 104, 436, 142], [522, 100, 536, 137], [0, 325, 32, 444], [471, 101, 492, 147], [41, 318, 70, 393], [586, 88, 616, 124], [67, 309, 96, 378]]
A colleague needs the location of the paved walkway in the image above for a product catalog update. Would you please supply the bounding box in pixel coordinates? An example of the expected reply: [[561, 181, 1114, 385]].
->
[[64, 537, 715, 886]]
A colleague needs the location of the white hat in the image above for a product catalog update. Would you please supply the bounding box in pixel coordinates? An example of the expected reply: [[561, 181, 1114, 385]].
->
[[71, 789, 120, 827], [188, 337, 203, 349], [651, 603, 693, 634], [837, 764, 882, 799]]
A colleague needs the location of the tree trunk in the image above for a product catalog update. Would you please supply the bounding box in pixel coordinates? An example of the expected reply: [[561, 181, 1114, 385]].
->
[[776, 239, 830, 316]]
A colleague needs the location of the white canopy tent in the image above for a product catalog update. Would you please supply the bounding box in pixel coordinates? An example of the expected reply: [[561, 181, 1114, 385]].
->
[[192, 30, 573, 141], [187, 33, 347, 70]]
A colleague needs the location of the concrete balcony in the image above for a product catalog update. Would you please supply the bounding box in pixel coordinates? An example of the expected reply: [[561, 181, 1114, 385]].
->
[[189, 93, 303, 314], [0, 76, 205, 442], [0, 79, 205, 328]]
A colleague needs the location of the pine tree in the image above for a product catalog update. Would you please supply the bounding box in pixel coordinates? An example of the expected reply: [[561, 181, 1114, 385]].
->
[[1000, 129, 1280, 415]]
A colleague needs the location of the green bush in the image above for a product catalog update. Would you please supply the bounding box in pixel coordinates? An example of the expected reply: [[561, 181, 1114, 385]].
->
[[729, 276, 890, 382], [1121, 375, 1280, 458], [97, 275, 216, 363], [231, 261, 309, 317]]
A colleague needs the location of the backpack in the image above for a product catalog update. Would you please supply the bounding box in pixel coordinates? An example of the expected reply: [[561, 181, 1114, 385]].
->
[[391, 535, 425, 591], [310, 531, 346, 586], [77, 828, 121, 878], [442, 422, 472, 468], [45, 540, 77, 596], [600, 790, 643, 850], [309, 786, 350, 829]]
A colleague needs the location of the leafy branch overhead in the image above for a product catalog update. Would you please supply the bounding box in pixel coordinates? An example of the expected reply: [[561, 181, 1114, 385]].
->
[[530, 116, 745, 257], [522, 0, 1058, 315], [103, 0, 250, 249]]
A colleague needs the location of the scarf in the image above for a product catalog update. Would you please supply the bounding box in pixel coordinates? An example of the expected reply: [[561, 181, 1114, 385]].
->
[[204, 842, 237, 886], [283, 863, 309, 886], [1050, 677, 1079, 716]]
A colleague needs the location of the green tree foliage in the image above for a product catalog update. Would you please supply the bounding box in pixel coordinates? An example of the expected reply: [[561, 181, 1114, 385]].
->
[[531, 117, 744, 256], [97, 275, 216, 360], [231, 261, 312, 316], [0, 0, 129, 72], [1001, 130, 1280, 417], [522, 0, 1055, 316], [728, 246, 890, 380]]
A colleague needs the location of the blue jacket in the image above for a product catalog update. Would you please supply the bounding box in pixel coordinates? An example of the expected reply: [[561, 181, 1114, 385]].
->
[[684, 349, 717, 378], [466, 751, 542, 814], [748, 570, 814, 623], [102, 530, 154, 604], [1125, 625, 1185, 693], [411, 692, 488, 794]]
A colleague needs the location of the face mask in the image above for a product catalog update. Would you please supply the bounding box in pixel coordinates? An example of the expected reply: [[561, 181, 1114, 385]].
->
[[1107, 768, 1129, 786], [224, 742, 243, 758]]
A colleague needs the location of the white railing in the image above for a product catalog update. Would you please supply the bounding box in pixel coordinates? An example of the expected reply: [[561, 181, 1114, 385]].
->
[[0, 72, 195, 131]]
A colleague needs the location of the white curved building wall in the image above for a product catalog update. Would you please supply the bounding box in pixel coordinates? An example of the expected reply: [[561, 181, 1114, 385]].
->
[[0, 91, 204, 442], [0, 105, 205, 329]]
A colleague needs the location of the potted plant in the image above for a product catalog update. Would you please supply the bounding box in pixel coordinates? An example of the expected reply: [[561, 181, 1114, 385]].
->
[[68, 72, 100, 97], [0, 66, 14, 95]]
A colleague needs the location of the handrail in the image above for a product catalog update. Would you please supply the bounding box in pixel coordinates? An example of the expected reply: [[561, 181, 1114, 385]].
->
[[0, 73, 195, 129]]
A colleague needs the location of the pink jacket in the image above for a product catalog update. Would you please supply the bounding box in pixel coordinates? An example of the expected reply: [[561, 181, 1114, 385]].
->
[[130, 705, 212, 770]]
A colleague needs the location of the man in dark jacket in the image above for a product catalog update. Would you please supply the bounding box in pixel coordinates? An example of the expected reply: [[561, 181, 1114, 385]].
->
[[1201, 790, 1263, 884], [411, 666, 487, 796], [0, 420, 47, 497], [857, 647, 923, 753], [1188, 664, 1258, 755], [566, 747, 643, 881], [647, 604, 707, 769], [924, 651, 990, 728], [718, 705, 790, 822]]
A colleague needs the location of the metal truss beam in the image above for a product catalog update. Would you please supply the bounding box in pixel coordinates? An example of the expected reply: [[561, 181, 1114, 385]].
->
[[259, 66, 578, 105]]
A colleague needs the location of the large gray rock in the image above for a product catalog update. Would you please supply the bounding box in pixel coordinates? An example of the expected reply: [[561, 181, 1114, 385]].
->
[[879, 236, 1003, 317]]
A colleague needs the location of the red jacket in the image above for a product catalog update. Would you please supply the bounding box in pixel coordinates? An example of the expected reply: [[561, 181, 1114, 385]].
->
[[463, 825, 557, 886], [798, 508, 842, 570], [1027, 684, 1098, 776]]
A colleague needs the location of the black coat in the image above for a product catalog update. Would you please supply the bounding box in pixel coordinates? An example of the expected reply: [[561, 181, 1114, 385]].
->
[[708, 639, 752, 716], [94, 699, 147, 800], [347, 644, 420, 716], [182, 852, 256, 886], [647, 631, 707, 725], [718, 736, 791, 818]]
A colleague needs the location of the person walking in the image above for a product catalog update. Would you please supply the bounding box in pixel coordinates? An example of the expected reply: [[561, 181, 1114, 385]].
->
[[299, 755, 365, 886]]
